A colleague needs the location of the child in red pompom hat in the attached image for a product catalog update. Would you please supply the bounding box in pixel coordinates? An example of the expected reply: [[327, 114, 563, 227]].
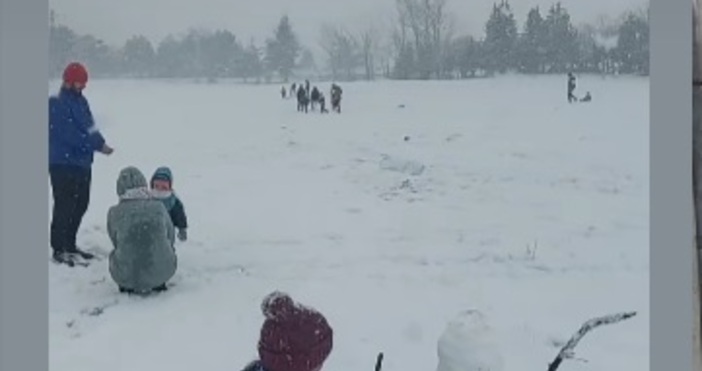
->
[[241, 291, 334, 371]]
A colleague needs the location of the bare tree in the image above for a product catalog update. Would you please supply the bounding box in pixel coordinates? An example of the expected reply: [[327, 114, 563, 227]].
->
[[374, 15, 396, 78], [359, 26, 375, 80], [391, 2, 410, 58], [393, 0, 452, 79], [436, 13, 456, 78], [426, 0, 454, 78], [320, 24, 340, 79], [320, 24, 362, 81]]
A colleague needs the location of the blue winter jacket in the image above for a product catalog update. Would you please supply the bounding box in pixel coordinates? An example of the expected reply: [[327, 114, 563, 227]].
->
[[49, 87, 106, 169]]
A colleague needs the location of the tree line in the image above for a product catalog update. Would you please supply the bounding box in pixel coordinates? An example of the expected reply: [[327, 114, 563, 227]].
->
[[49, 0, 648, 83], [50, 10, 308, 83]]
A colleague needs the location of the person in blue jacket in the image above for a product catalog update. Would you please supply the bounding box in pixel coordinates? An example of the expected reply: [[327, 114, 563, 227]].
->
[[49, 62, 114, 267]]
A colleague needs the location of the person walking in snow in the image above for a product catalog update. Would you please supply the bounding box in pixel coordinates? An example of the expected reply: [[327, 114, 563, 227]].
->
[[281, 86, 287, 99], [310, 86, 321, 111], [49, 61, 114, 267], [240, 291, 334, 371], [107, 167, 177, 294], [150, 166, 188, 242], [297, 86, 310, 113], [330, 84, 343, 113], [567, 72, 577, 103]]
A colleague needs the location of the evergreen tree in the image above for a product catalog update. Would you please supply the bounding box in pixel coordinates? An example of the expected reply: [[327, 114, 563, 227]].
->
[[122, 35, 155, 78], [240, 40, 264, 83], [519, 7, 546, 73], [49, 10, 78, 78], [200, 30, 240, 81], [483, 0, 518, 74], [542, 2, 578, 73], [615, 11, 649, 75], [265, 15, 301, 82]]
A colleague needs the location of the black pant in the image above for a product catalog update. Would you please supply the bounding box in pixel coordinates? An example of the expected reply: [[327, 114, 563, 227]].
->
[[49, 165, 92, 253]]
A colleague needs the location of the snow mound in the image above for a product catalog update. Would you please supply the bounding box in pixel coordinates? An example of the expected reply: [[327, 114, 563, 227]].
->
[[436, 310, 504, 371], [379, 154, 426, 176]]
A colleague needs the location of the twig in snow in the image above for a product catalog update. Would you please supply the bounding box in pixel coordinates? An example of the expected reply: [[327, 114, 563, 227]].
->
[[547, 311, 637, 371], [80, 299, 120, 317], [526, 240, 538, 261], [374, 352, 384, 371]]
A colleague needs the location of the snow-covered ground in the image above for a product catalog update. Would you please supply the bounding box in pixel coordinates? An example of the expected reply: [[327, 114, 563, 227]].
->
[[49, 75, 649, 371]]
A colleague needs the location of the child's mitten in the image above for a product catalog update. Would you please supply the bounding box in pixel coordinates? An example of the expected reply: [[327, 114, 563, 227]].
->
[[177, 228, 188, 242]]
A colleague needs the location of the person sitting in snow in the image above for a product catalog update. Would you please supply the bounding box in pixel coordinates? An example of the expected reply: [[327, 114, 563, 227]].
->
[[240, 291, 334, 371], [580, 91, 592, 102], [150, 166, 188, 242], [319, 93, 328, 114], [107, 167, 177, 294]]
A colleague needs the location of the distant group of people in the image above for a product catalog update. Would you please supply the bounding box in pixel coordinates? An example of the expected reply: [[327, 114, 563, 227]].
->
[[49, 62, 189, 295], [568, 72, 592, 103], [281, 80, 343, 114]]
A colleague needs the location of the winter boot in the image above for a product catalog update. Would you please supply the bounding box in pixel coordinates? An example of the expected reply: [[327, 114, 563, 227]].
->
[[119, 287, 136, 294], [66, 246, 95, 260], [152, 284, 168, 293], [51, 251, 76, 267]]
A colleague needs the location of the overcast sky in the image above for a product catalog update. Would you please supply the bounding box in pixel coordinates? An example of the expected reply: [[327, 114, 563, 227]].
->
[[50, 0, 648, 50]]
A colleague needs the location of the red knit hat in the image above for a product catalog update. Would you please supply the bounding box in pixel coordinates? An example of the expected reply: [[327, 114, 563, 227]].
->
[[63, 62, 89, 86], [258, 292, 334, 371]]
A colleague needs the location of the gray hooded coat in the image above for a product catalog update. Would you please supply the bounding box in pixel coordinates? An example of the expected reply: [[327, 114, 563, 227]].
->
[[107, 167, 177, 291]]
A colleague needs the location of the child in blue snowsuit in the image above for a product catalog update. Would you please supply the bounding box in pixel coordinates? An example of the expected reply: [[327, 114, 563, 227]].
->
[[150, 167, 188, 242]]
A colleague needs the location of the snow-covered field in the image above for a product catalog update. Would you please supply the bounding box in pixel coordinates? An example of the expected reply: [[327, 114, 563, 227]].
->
[[49, 75, 649, 371]]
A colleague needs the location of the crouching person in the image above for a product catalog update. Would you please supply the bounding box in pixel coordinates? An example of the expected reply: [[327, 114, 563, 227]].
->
[[107, 166, 177, 294], [241, 291, 334, 371]]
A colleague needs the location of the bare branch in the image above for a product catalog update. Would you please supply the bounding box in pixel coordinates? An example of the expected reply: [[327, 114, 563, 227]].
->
[[548, 311, 637, 371]]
